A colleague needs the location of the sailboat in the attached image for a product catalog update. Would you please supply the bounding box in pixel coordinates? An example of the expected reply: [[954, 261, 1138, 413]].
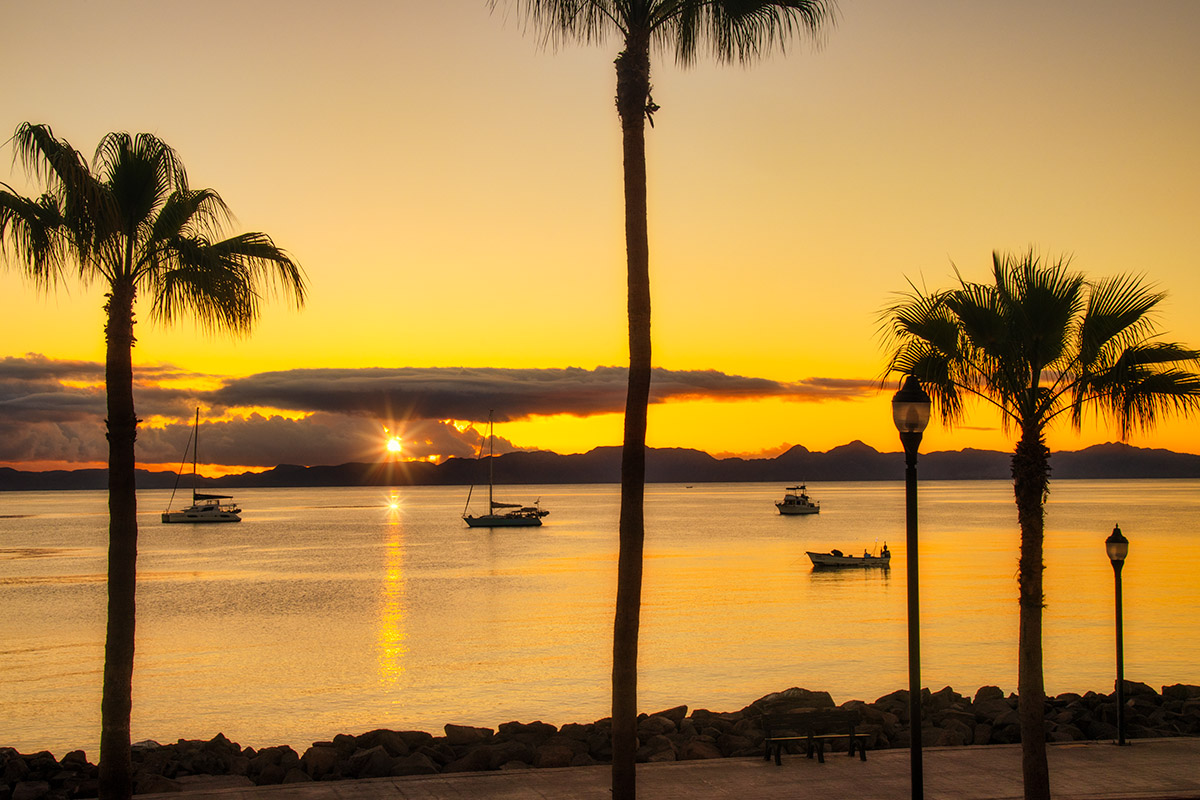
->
[[462, 412, 548, 528], [162, 408, 241, 523]]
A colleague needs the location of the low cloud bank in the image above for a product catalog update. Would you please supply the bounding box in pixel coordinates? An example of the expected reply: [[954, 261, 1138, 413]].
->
[[0, 356, 875, 468]]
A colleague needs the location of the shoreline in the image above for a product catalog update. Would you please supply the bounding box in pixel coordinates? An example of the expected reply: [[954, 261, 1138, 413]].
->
[[7, 682, 1199, 798]]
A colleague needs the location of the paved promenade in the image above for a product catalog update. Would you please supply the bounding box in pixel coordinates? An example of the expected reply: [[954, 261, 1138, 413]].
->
[[146, 738, 1200, 800]]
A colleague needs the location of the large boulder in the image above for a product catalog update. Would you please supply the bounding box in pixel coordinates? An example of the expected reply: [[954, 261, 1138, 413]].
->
[[300, 745, 340, 779], [481, 741, 536, 770], [974, 686, 1005, 704], [497, 721, 557, 740], [928, 687, 965, 713], [650, 706, 688, 726], [636, 735, 676, 763], [1122, 681, 1159, 699], [444, 724, 493, 747], [1162, 684, 1200, 701], [355, 729, 410, 758], [348, 745, 395, 779], [752, 688, 835, 712], [638, 715, 677, 736]]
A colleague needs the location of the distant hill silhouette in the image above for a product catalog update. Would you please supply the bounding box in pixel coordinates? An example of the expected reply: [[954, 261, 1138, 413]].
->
[[3, 441, 1199, 492]]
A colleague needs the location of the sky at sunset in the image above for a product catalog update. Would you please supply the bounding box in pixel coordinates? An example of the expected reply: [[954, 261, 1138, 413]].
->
[[2, 1, 1199, 475]]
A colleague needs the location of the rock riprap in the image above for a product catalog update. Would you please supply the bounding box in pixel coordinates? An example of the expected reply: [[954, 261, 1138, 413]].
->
[[5, 682, 1198, 798]]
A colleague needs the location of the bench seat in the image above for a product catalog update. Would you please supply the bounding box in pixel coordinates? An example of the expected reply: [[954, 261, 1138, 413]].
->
[[761, 709, 867, 765]]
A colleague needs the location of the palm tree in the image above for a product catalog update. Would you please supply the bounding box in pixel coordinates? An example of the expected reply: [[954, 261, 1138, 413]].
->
[[491, 2, 834, 796], [881, 250, 1200, 800], [0, 123, 306, 800]]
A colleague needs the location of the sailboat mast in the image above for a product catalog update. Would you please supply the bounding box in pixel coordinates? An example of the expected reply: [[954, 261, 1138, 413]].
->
[[192, 407, 199, 502], [487, 411, 494, 512]]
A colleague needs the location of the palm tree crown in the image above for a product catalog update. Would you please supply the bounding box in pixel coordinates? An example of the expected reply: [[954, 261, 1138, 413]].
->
[[3, 122, 305, 328], [502, 0, 832, 64], [883, 250, 1200, 442]]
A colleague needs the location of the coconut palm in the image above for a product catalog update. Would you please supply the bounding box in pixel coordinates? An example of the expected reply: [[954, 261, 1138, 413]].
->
[[490, 2, 834, 796], [1, 122, 305, 800], [881, 250, 1200, 800]]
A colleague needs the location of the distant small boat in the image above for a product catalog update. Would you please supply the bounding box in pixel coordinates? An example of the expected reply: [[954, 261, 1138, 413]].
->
[[776, 484, 820, 515], [162, 409, 241, 524], [463, 411, 549, 528], [807, 543, 890, 568]]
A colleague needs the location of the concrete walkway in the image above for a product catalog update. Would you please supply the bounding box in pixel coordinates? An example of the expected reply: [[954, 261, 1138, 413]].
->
[[147, 738, 1200, 800]]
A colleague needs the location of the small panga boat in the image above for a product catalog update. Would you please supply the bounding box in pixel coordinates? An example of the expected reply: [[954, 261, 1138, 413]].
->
[[807, 543, 890, 568]]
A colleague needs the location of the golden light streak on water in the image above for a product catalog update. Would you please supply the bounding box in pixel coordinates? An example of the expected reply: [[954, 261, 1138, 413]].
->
[[377, 495, 408, 686]]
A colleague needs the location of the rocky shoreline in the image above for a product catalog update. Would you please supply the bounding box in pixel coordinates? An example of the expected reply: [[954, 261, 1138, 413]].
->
[[5, 681, 1199, 799]]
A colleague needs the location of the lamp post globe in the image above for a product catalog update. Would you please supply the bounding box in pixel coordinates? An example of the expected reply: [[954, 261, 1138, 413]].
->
[[1106, 524, 1129, 746], [1106, 524, 1129, 565], [892, 375, 932, 442], [892, 374, 931, 800]]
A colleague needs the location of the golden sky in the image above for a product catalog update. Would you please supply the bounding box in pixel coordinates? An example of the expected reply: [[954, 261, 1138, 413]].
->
[[2, 0, 1199, 472]]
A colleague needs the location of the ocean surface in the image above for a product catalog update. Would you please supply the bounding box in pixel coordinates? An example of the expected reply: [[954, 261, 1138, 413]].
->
[[2, 479, 1198, 758]]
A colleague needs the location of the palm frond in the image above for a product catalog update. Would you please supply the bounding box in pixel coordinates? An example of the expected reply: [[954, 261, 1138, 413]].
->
[[12, 123, 93, 198], [666, 1, 835, 66], [147, 231, 305, 333], [10, 123, 109, 266], [143, 189, 232, 269], [1077, 272, 1164, 369], [491, 1, 627, 48], [0, 185, 72, 289]]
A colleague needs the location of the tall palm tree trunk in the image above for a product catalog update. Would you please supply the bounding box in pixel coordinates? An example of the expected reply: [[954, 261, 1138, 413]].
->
[[612, 30, 652, 800], [1013, 426, 1051, 800], [99, 282, 139, 800]]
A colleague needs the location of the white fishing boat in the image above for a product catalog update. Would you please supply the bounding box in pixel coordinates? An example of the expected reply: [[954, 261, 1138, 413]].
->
[[807, 543, 890, 568], [162, 409, 241, 524], [463, 412, 548, 528], [776, 484, 820, 515]]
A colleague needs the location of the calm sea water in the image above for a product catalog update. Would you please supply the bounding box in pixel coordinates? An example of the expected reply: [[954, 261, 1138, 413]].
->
[[2, 479, 1198, 758]]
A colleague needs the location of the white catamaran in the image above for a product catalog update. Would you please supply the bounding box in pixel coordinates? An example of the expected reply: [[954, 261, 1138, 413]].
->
[[462, 412, 548, 528], [162, 409, 241, 523]]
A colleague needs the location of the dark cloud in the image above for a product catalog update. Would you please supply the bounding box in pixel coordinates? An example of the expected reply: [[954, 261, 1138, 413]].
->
[[210, 366, 875, 421], [0, 356, 875, 468], [0, 353, 106, 382], [0, 354, 208, 423]]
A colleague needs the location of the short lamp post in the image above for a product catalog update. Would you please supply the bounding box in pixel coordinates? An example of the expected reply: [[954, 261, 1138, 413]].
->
[[892, 375, 931, 800], [1106, 524, 1129, 747]]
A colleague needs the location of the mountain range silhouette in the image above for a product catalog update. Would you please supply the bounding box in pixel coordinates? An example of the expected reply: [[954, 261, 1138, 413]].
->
[[2, 441, 1198, 492]]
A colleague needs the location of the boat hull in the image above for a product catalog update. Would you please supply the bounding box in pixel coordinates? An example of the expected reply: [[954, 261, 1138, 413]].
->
[[162, 508, 241, 523], [463, 514, 543, 528], [806, 551, 889, 568], [776, 503, 819, 515]]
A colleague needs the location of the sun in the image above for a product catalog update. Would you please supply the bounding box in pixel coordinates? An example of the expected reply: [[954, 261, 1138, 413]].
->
[[385, 436, 402, 455]]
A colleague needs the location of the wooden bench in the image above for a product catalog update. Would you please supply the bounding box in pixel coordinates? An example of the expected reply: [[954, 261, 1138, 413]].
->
[[761, 709, 866, 765]]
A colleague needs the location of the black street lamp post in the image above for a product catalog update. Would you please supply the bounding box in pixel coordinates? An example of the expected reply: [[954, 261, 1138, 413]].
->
[[1105, 524, 1129, 747], [892, 375, 931, 800]]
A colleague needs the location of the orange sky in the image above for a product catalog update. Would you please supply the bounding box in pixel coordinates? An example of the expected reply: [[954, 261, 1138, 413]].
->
[[2, 1, 1199, 472]]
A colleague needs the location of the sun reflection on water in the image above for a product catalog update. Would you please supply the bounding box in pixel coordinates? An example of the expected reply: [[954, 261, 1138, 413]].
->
[[377, 498, 408, 685]]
